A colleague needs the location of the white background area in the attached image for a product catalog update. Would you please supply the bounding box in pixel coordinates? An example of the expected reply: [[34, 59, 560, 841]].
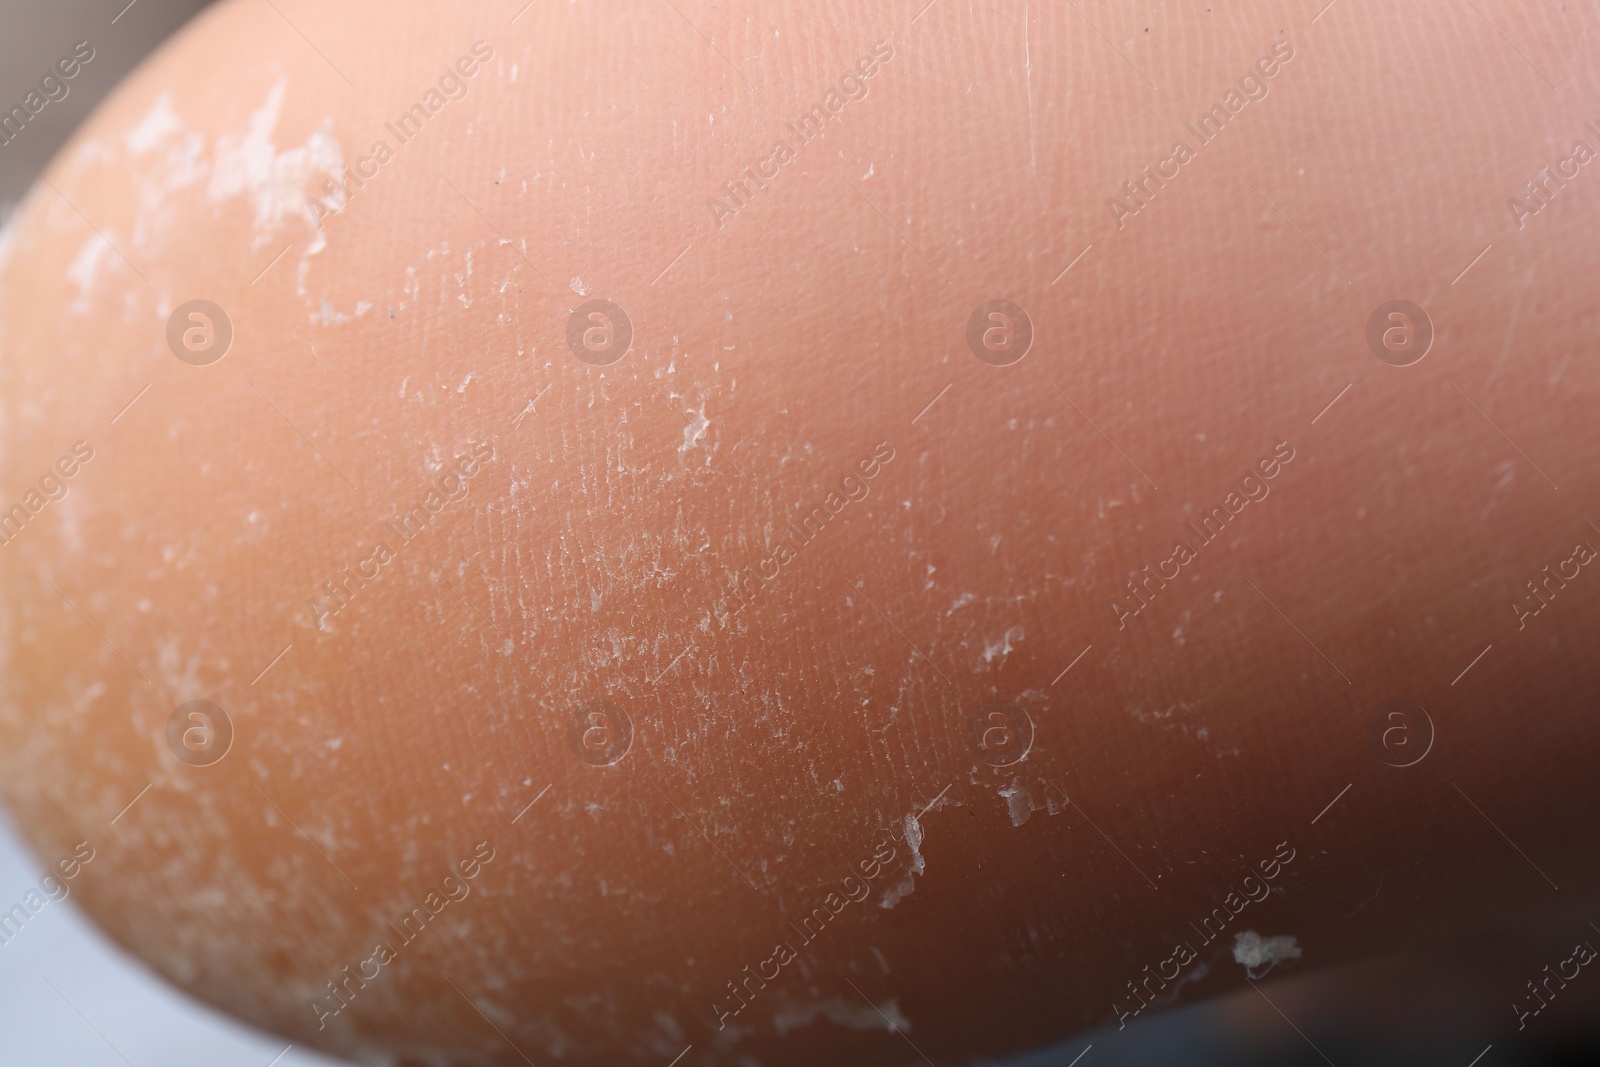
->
[[0, 811, 349, 1067]]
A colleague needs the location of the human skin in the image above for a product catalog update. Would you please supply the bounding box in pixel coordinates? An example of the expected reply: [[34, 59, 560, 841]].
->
[[0, 0, 1596, 1064]]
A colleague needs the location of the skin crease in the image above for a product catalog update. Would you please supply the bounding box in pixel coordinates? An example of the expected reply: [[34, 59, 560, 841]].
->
[[0, 0, 1597, 1064]]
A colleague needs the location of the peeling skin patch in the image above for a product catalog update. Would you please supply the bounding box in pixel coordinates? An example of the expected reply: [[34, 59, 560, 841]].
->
[[997, 776, 1067, 826], [1174, 960, 1210, 999], [127, 92, 184, 154], [1128, 700, 1215, 746], [981, 624, 1025, 667], [1000, 778, 1033, 826], [62, 79, 343, 316], [1232, 930, 1301, 979], [66, 236, 115, 314], [771, 995, 910, 1036], [127, 96, 207, 259], [207, 78, 345, 250], [878, 813, 923, 909], [680, 404, 710, 455]]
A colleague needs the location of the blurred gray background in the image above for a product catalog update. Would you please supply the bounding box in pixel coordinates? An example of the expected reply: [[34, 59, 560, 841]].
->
[[0, 811, 346, 1066], [1, 1, 1597, 1064], [0, 0, 210, 215]]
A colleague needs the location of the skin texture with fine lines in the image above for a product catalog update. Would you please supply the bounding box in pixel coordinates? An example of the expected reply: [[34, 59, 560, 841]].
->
[[0, 1, 1598, 1065]]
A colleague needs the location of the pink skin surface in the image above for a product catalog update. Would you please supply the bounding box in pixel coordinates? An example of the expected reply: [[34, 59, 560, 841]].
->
[[0, 1, 1597, 1064]]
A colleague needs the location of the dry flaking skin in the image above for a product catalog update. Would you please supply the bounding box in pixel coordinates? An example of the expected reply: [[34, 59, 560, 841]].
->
[[1, 1, 1599, 1065]]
